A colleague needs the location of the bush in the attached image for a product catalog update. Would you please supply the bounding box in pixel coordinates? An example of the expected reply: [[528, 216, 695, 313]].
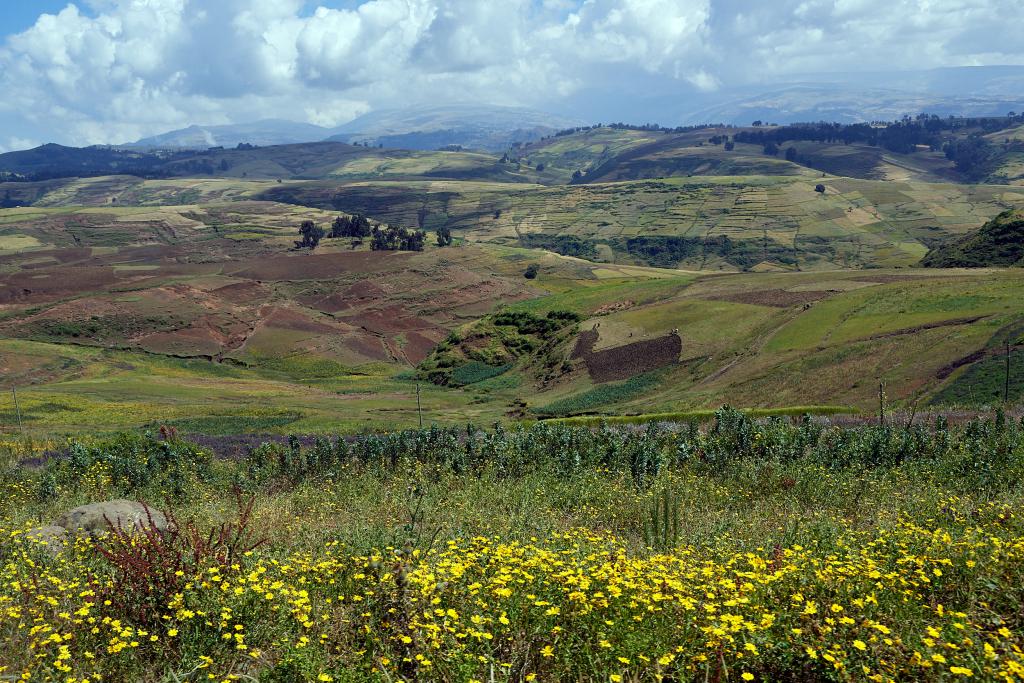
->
[[40, 432, 213, 500], [449, 361, 513, 386]]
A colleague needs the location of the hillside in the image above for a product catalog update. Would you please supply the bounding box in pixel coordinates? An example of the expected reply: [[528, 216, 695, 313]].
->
[[130, 119, 332, 149], [0, 141, 537, 183], [922, 209, 1024, 267], [326, 104, 581, 151], [260, 174, 1023, 270]]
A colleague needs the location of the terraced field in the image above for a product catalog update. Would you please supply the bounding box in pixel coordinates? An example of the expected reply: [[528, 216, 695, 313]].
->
[[2, 126, 1023, 435], [258, 174, 1023, 270]]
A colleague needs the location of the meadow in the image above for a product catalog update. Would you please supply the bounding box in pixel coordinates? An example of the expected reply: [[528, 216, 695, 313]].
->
[[2, 410, 1024, 680]]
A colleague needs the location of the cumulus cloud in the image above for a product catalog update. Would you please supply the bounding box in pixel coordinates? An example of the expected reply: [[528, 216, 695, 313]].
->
[[0, 0, 1020, 148]]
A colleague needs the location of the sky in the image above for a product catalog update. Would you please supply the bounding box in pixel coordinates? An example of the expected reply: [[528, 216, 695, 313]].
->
[[1, 0, 1022, 151]]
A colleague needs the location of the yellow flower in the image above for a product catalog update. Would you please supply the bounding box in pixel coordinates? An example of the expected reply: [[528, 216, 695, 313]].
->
[[742, 674, 754, 681], [853, 640, 866, 651], [541, 645, 554, 658], [949, 666, 973, 677], [317, 675, 334, 682]]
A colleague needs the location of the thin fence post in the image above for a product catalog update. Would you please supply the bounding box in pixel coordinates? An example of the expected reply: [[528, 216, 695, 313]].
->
[[416, 383, 423, 429], [1006, 342, 1012, 405], [12, 387, 24, 435], [878, 381, 885, 427]]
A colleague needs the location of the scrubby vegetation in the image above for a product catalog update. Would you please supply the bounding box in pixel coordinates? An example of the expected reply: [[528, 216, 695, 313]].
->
[[417, 310, 581, 386], [922, 209, 1024, 267], [4, 410, 1024, 680]]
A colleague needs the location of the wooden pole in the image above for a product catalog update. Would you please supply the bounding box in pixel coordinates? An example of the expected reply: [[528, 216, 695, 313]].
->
[[12, 387, 23, 435], [416, 383, 423, 429], [878, 381, 885, 427], [1006, 342, 1012, 405]]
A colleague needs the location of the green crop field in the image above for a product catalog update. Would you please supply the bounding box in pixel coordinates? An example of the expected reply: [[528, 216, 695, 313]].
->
[[1, 126, 1023, 438]]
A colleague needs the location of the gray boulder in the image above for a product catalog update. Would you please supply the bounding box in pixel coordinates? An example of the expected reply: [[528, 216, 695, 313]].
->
[[53, 499, 170, 538], [23, 525, 69, 554]]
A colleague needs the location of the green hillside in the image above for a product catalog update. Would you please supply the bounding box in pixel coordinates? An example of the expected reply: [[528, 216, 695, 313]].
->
[[922, 209, 1024, 267]]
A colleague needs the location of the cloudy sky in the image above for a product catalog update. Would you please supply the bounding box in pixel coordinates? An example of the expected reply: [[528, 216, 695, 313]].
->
[[1, 0, 1022, 151]]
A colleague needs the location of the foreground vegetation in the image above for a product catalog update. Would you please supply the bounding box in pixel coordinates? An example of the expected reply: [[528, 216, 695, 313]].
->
[[3, 409, 1024, 680]]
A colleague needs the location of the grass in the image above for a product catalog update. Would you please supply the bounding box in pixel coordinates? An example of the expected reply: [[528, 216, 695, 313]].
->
[[3, 415, 1024, 680], [532, 371, 664, 417], [545, 404, 858, 426]]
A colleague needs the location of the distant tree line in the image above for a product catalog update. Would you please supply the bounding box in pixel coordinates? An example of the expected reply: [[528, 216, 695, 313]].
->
[[550, 122, 724, 139], [295, 214, 452, 253]]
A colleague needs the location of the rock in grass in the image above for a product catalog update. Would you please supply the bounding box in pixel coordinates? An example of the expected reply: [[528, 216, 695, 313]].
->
[[23, 525, 69, 554], [53, 499, 170, 537]]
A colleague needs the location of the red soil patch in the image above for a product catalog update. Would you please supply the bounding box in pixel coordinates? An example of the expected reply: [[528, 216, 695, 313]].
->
[[212, 281, 270, 304], [704, 289, 829, 308], [263, 307, 340, 334], [345, 280, 387, 298], [574, 328, 682, 382], [0, 266, 121, 303], [345, 334, 390, 362], [402, 331, 441, 364], [138, 327, 224, 357], [571, 328, 600, 359], [227, 251, 410, 281], [345, 305, 441, 335]]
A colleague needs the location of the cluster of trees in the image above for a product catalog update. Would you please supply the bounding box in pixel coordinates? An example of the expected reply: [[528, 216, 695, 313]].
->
[[370, 225, 427, 251], [330, 213, 372, 238], [295, 214, 456, 251], [296, 216, 457, 252]]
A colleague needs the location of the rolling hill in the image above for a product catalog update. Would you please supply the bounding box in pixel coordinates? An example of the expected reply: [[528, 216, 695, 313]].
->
[[922, 209, 1024, 267]]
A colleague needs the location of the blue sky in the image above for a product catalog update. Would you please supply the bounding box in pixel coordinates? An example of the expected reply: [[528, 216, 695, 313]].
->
[[0, 1, 1022, 151]]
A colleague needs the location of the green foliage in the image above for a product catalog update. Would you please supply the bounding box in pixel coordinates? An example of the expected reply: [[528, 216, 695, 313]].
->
[[519, 234, 598, 260], [40, 432, 213, 500], [644, 487, 680, 550], [492, 309, 581, 337], [922, 209, 1024, 267], [448, 361, 512, 387], [296, 220, 324, 249], [524, 262, 539, 279], [533, 372, 663, 417], [933, 350, 1024, 406], [330, 213, 371, 238], [148, 414, 302, 436], [370, 224, 426, 251]]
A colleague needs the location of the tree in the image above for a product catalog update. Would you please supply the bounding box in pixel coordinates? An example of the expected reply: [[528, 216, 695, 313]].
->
[[370, 225, 427, 252], [784, 146, 798, 162], [330, 215, 352, 238], [763, 142, 779, 156], [752, 120, 763, 127], [330, 214, 371, 238], [296, 220, 324, 249], [435, 227, 453, 247], [724, 141, 735, 151], [524, 263, 540, 279], [815, 184, 826, 194]]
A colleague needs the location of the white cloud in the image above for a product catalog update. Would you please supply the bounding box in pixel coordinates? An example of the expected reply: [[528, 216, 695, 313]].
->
[[0, 0, 1021, 146]]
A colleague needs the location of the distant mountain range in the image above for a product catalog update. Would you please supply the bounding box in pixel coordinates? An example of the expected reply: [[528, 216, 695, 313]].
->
[[676, 66, 1024, 126], [130, 119, 332, 149], [119, 69, 1024, 153], [126, 106, 581, 152], [324, 105, 582, 151]]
